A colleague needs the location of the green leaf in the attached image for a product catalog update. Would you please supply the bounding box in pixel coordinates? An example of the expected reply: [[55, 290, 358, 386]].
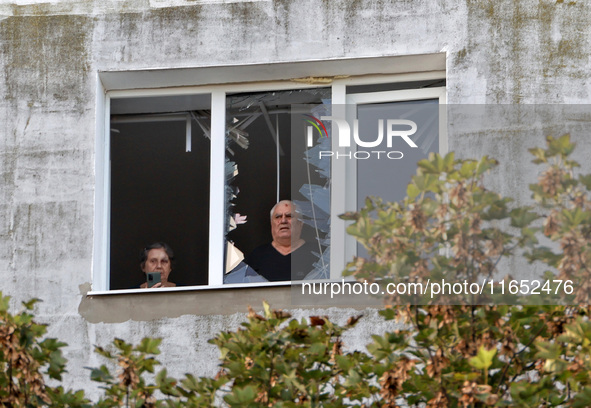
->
[[417, 156, 439, 173], [459, 160, 477, 178], [545, 134, 575, 158], [579, 174, 591, 191], [339, 211, 360, 221], [335, 355, 354, 372], [482, 198, 509, 220], [89, 365, 114, 383], [443, 151, 456, 172], [561, 207, 590, 227], [469, 346, 496, 370], [535, 341, 561, 360], [343, 369, 363, 387], [379, 308, 397, 321], [0, 292, 10, 312], [573, 386, 591, 408], [224, 385, 257, 406], [407, 183, 420, 200], [113, 338, 133, 354], [412, 174, 442, 193], [93, 346, 114, 359], [309, 342, 327, 355], [263, 301, 272, 319], [137, 337, 162, 355], [346, 217, 378, 241], [509, 208, 539, 228], [22, 298, 41, 310], [529, 147, 547, 164], [475, 156, 498, 176]]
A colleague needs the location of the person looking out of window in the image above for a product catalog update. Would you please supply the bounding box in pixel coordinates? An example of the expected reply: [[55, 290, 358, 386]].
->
[[139, 242, 177, 288], [243, 200, 316, 281]]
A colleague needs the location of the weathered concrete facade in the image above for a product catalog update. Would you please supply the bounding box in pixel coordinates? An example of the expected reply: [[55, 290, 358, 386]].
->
[[1, 0, 591, 398]]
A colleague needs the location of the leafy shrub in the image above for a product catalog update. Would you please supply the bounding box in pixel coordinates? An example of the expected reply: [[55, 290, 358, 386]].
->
[[0, 294, 89, 407], [3, 135, 591, 407]]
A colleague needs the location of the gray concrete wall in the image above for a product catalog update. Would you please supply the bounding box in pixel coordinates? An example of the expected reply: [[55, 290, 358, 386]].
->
[[1, 0, 590, 399]]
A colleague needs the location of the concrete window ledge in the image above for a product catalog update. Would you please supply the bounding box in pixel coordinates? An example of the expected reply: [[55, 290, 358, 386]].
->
[[80, 282, 381, 323]]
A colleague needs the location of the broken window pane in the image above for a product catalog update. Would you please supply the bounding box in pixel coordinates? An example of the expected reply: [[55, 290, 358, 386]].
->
[[224, 88, 330, 283]]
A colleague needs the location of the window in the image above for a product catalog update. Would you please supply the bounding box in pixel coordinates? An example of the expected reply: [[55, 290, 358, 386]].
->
[[91, 55, 446, 293], [108, 94, 211, 289], [223, 88, 331, 283], [341, 87, 446, 266]]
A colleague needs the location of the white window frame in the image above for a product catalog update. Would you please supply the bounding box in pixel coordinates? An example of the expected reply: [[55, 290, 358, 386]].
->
[[90, 56, 446, 295], [329, 86, 447, 277]]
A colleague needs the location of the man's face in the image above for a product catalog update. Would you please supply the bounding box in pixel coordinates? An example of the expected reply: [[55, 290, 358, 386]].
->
[[142, 248, 172, 282], [271, 202, 302, 243]]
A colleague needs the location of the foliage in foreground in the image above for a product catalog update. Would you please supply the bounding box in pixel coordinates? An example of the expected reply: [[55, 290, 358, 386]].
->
[[338, 134, 591, 407], [3, 135, 591, 407], [0, 295, 89, 407], [5, 296, 591, 407]]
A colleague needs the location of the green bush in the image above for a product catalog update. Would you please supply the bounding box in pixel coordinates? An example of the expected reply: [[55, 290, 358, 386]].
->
[[0, 295, 90, 407], [2, 135, 591, 407]]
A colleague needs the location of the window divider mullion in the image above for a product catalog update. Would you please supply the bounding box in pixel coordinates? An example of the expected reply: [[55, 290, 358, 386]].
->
[[330, 82, 347, 280], [208, 91, 226, 286]]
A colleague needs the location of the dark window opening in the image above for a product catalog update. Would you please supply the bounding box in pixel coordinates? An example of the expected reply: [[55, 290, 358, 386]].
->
[[109, 95, 211, 290]]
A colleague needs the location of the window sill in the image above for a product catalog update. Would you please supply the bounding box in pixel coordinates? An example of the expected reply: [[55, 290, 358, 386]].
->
[[80, 279, 380, 324], [87, 280, 293, 296]]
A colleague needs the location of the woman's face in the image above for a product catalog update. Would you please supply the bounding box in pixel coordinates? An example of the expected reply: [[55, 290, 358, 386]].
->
[[142, 248, 172, 282]]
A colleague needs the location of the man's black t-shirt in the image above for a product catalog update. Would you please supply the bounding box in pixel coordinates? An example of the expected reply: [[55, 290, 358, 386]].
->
[[244, 242, 316, 282]]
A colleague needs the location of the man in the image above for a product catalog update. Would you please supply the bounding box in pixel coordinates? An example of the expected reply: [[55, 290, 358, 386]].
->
[[139, 242, 177, 288], [244, 200, 316, 281]]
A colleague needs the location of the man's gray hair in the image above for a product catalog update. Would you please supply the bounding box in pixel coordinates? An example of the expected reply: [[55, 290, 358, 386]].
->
[[270, 200, 298, 220]]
